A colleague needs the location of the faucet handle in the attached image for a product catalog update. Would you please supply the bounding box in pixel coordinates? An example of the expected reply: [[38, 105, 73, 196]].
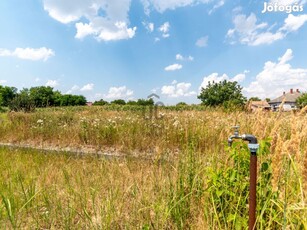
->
[[231, 125, 240, 136]]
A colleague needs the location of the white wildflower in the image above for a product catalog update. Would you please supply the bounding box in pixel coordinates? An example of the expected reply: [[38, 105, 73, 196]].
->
[[173, 120, 180, 128], [37, 119, 44, 124]]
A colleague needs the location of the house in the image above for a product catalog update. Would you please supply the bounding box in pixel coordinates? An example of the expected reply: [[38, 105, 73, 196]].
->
[[86, 102, 93, 106], [248, 100, 271, 112], [269, 89, 301, 111]]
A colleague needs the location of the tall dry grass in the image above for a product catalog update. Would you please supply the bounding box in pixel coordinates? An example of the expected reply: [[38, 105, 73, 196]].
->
[[0, 106, 306, 228]]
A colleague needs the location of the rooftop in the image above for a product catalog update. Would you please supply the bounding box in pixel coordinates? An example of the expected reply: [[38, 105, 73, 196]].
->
[[269, 89, 301, 104], [249, 100, 270, 108]]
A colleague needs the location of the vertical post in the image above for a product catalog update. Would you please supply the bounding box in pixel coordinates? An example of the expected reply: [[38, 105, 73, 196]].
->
[[248, 143, 258, 230], [249, 152, 257, 230]]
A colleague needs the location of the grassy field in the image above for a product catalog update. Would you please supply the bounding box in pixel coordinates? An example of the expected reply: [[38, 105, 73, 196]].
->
[[0, 106, 306, 229]]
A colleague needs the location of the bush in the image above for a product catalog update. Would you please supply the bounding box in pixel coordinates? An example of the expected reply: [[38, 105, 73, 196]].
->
[[8, 94, 35, 112]]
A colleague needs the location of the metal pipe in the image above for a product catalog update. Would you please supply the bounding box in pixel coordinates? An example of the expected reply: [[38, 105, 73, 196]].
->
[[249, 152, 257, 230], [228, 127, 259, 230]]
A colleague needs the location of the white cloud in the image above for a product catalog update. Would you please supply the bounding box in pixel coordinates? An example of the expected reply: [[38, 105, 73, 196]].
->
[[43, 0, 137, 42], [199, 71, 247, 90], [75, 21, 136, 41], [159, 22, 170, 33], [71, 85, 80, 91], [45, 80, 59, 87], [0, 80, 7, 84], [66, 85, 80, 94], [151, 87, 159, 93], [227, 13, 307, 46], [161, 81, 196, 97], [35, 78, 41, 82], [232, 73, 246, 82], [269, 0, 306, 4], [142, 0, 212, 13], [159, 22, 170, 38], [165, 63, 183, 71], [208, 0, 224, 15], [176, 54, 194, 61], [176, 54, 183, 60], [143, 21, 154, 32], [280, 14, 307, 32], [0, 47, 54, 61], [80, 83, 94, 91], [162, 33, 170, 38], [104, 86, 133, 99], [244, 49, 307, 99], [196, 36, 208, 47]]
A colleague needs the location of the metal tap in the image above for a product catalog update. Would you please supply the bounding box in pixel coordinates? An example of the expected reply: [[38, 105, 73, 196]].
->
[[228, 125, 242, 146]]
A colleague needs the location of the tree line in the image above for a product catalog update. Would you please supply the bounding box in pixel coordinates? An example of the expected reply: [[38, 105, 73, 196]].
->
[[0, 85, 86, 112], [93, 98, 154, 106], [1, 80, 306, 112]]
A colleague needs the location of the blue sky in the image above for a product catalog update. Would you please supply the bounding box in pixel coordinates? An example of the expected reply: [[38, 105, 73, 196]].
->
[[0, 0, 307, 104]]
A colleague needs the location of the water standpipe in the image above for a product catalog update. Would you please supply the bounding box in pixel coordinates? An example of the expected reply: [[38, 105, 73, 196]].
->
[[228, 126, 259, 230]]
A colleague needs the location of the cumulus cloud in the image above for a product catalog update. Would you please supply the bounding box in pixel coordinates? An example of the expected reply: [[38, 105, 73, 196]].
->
[[176, 54, 194, 61], [159, 22, 170, 38], [66, 85, 80, 94], [199, 71, 247, 90], [196, 36, 208, 47], [227, 13, 307, 46], [244, 49, 307, 99], [104, 86, 133, 99], [142, 0, 213, 13], [45, 80, 59, 87], [0, 80, 7, 84], [165, 63, 183, 71], [0, 47, 54, 61], [280, 14, 307, 32], [161, 81, 197, 97], [43, 0, 137, 41], [80, 83, 94, 91]]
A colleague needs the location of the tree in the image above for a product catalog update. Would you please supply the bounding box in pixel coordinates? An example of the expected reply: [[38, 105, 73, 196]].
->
[[296, 93, 307, 109], [136, 98, 154, 106], [9, 88, 35, 112], [0, 86, 17, 106], [111, 99, 126, 105], [93, 99, 109, 106], [198, 80, 246, 107], [126, 100, 137, 105], [54, 93, 87, 106], [29, 86, 55, 107], [248, 97, 261, 101], [176, 102, 188, 106], [73, 95, 87, 106]]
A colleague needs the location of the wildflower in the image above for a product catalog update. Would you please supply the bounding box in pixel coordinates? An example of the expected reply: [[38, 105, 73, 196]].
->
[[37, 119, 44, 125], [173, 120, 180, 128]]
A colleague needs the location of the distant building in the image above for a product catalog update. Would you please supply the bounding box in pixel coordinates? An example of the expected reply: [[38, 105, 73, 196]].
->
[[248, 100, 271, 112], [269, 89, 301, 111], [86, 102, 93, 106]]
